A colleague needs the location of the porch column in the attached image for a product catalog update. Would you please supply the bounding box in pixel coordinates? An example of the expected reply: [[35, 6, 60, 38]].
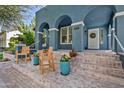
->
[[108, 24, 112, 50], [48, 28, 59, 50], [112, 17, 117, 52], [71, 21, 84, 52]]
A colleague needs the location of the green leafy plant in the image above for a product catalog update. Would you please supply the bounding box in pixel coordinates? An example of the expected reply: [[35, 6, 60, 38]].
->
[[17, 17, 35, 46], [5, 37, 19, 54], [0, 6, 30, 31], [0, 53, 3, 60], [60, 54, 71, 62], [33, 52, 39, 57]]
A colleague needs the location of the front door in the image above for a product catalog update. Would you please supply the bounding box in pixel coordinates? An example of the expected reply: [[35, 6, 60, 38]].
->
[[88, 28, 100, 49]]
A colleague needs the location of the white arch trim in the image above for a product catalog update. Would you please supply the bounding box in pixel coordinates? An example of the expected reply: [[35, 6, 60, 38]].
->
[[48, 28, 59, 31], [71, 21, 85, 26]]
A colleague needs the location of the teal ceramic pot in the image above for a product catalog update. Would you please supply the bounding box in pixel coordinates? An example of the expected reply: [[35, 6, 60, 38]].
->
[[60, 61, 70, 76], [33, 57, 39, 65]]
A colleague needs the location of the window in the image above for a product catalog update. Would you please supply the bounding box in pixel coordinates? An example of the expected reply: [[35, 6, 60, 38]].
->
[[60, 26, 72, 44]]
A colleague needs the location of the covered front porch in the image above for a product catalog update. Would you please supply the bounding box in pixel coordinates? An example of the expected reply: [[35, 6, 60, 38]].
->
[[36, 5, 116, 52]]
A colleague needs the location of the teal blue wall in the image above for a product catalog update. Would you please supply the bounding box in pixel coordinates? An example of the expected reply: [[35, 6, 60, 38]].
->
[[49, 30, 58, 50], [116, 16, 124, 52], [112, 6, 124, 52], [35, 5, 124, 52], [72, 24, 84, 52]]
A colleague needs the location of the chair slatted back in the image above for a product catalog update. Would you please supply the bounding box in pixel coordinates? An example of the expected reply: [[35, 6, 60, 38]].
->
[[39, 47, 55, 74], [21, 46, 30, 54]]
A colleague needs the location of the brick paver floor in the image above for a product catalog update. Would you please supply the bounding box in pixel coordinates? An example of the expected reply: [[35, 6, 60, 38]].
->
[[0, 62, 44, 88], [1, 51, 124, 88]]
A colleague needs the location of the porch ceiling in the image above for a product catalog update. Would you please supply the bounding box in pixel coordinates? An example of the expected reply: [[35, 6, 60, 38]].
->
[[84, 6, 116, 28]]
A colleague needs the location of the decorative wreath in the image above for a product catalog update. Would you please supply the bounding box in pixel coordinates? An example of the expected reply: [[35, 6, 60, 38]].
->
[[90, 33, 96, 38]]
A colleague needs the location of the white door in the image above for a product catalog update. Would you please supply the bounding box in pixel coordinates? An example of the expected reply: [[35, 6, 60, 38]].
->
[[88, 28, 100, 49]]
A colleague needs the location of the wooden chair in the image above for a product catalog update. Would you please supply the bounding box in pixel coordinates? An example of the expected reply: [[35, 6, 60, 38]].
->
[[39, 47, 55, 74], [16, 46, 31, 64]]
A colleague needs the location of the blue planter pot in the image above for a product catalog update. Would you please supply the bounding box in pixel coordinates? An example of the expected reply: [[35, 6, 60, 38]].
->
[[60, 61, 70, 76], [33, 57, 39, 65]]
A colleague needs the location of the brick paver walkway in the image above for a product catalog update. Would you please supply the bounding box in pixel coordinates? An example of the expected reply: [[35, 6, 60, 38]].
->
[[1, 51, 124, 88], [0, 62, 44, 88]]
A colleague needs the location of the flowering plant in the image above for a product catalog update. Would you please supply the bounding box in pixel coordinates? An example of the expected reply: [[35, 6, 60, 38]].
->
[[33, 52, 39, 57], [60, 54, 71, 62]]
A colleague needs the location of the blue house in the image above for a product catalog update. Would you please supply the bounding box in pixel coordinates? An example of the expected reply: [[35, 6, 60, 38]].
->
[[35, 5, 124, 52]]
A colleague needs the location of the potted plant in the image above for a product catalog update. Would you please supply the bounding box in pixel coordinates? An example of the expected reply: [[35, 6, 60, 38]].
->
[[32, 52, 39, 65], [60, 54, 71, 76]]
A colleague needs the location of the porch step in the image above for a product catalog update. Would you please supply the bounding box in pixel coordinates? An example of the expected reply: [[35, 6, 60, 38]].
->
[[71, 51, 124, 79], [72, 63, 124, 78], [82, 53, 120, 61], [73, 60, 122, 69], [74, 55, 122, 68]]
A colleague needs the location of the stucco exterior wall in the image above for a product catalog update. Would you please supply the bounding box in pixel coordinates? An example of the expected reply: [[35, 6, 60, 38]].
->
[[112, 6, 124, 52], [35, 5, 124, 52], [116, 16, 124, 52]]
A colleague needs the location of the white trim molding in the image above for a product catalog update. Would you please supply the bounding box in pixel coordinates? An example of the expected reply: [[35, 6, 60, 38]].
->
[[37, 32, 43, 34], [71, 21, 84, 26], [113, 11, 124, 19], [48, 28, 59, 31]]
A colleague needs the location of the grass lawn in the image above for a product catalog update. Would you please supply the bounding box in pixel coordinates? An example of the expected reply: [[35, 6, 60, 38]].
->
[[0, 52, 11, 62], [0, 52, 3, 61]]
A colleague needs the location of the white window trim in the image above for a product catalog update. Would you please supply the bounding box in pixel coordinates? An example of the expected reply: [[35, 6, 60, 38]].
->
[[71, 21, 84, 26], [60, 26, 72, 45]]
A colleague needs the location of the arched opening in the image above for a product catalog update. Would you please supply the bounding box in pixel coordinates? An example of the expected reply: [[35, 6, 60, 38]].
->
[[55, 15, 72, 49], [39, 22, 49, 49], [83, 5, 116, 50]]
